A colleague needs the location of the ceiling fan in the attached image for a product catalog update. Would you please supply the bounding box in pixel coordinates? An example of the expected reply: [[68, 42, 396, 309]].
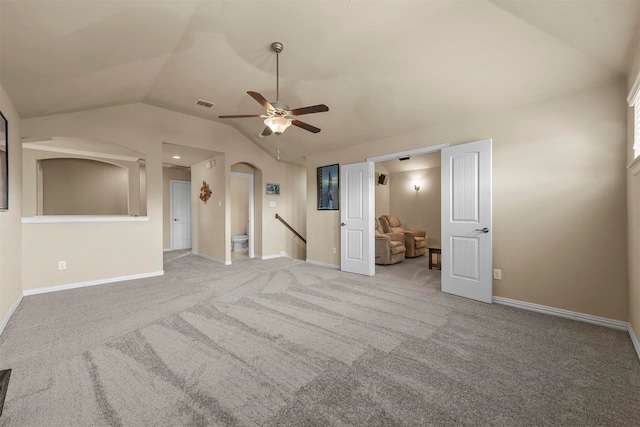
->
[[218, 42, 329, 136]]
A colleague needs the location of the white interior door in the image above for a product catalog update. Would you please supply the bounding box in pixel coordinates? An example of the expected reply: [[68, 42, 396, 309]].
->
[[340, 161, 374, 276], [171, 180, 192, 250], [441, 139, 492, 302]]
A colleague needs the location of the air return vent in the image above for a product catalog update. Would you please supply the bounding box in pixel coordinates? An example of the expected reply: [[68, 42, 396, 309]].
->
[[194, 99, 216, 108]]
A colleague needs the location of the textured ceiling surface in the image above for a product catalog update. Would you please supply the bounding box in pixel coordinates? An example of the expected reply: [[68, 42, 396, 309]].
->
[[1, 0, 638, 165]]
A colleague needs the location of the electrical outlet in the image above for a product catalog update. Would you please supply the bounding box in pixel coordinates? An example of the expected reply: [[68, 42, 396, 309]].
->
[[58, 261, 67, 270], [333, 247, 337, 254], [493, 269, 502, 280]]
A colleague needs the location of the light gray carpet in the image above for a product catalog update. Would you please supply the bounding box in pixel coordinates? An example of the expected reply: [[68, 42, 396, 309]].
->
[[0, 252, 638, 426]]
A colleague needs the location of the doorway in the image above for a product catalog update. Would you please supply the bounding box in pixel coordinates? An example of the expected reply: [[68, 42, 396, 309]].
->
[[342, 141, 493, 303], [230, 171, 255, 261], [170, 180, 192, 250]]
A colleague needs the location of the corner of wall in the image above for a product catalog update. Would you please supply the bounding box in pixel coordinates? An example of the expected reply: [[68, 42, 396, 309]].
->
[[0, 83, 24, 336]]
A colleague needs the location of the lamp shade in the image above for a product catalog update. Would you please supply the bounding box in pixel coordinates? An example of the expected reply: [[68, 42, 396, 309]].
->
[[264, 117, 291, 135]]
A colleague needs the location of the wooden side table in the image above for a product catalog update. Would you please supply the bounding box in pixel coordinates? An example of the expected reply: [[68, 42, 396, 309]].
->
[[428, 245, 441, 270]]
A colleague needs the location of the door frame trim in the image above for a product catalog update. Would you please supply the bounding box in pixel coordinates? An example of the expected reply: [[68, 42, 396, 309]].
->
[[367, 144, 449, 163]]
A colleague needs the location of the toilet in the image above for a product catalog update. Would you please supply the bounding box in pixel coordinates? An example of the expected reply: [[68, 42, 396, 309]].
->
[[231, 235, 249, 252]]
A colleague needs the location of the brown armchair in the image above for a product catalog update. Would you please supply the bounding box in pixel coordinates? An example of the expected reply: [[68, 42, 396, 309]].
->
[[379, 214, 427, 258], [375, 218, 406, 265]]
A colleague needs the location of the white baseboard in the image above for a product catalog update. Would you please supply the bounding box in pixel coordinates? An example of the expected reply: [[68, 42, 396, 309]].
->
[[493, 296, 629, 331], [0, 292, 24, 338], [630, 324, 640, 362], [193, 252, 229, 265], [22, 271, 165, 296], [260, 252, 291, 260], [306, 259, 340, 270]]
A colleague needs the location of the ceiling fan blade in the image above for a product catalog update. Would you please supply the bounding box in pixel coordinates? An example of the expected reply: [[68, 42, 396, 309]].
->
[[261, 126, 273, 137], [291, 119, 321, 133], [247, 91, 274, 110], [290, 104, 329, 116], [218, 114, 263, 119]]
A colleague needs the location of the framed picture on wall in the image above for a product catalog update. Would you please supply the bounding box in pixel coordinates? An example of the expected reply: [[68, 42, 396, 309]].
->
[[0, 111, 7, 211], [317, 164, 339, 210], [266, 183, 280, 195]]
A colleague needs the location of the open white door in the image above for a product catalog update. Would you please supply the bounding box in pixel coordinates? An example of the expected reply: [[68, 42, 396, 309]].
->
[[441, 139, 492, 303], [170, 180, 192, 250], [340, 161, 374, 276]]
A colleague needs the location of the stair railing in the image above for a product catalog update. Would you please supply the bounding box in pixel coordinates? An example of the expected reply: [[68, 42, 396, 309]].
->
[[275, 213, 306, 244]]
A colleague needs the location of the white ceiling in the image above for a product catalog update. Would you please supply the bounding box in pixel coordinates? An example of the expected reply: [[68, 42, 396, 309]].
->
[[2, 0, 639, 166]]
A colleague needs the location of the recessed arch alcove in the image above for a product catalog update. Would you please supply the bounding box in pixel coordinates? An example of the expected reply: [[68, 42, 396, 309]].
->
[[22, 136, 146, 216]]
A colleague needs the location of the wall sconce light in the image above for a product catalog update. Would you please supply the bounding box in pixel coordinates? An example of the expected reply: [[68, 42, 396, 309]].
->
[[413, 180, 420, 192]]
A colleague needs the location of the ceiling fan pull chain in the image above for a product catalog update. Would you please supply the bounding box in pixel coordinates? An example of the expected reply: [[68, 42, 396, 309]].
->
[[277, 135, 280, 160]]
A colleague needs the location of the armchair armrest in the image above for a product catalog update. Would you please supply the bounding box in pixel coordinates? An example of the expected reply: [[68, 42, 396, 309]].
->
[[375, 234, 392, 243], [387, 232, 405, 242], [404, 228, 426, 238]]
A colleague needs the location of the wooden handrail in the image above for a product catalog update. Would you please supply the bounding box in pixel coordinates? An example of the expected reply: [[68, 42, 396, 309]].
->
[[275, 213, 306, 244]]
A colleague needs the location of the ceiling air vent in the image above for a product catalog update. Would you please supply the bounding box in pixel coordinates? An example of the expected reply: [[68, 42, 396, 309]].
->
[[195, 99, 216, 108]]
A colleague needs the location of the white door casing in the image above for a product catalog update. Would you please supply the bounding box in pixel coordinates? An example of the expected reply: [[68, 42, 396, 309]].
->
[[340, 161, 375, 276], [170, 180, 192, 250], [441, 139, 492, 303]]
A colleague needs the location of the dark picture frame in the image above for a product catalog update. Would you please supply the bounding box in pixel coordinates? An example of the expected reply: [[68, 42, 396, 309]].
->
[[0, 111, 7, 211], [266, 183, 280, 195], [317, 164, 339, 210]]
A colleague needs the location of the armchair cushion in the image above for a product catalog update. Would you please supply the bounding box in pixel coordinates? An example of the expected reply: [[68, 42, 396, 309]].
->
[[375, 218, 406, 264]]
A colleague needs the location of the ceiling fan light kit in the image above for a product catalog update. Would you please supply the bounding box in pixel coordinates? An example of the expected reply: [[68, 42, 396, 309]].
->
[[264, 116, 291, 135], [219, 42, 329, 136]]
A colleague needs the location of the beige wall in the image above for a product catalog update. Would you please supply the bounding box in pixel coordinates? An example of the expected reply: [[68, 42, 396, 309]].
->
[[192, 154, 226, 262], [21, 103, 307, 289], [375, 163, 390, 217], [162, 167, 190, 250], [0, 84, 23, 330], [627, 45, 640, 343], [308, 81, 629, 321], [42, 158, 129, 215], [389, 165, 441, 246]]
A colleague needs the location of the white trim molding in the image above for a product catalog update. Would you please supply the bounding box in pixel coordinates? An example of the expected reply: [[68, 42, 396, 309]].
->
[[22, 271, 164, 296], [260, 253, 285, 261], [628, 155, 640, 176], [22, 216, 149, 224], [493, 296, 629, 330], [0, 293, 24, 338], [306, 259, 340, 270]]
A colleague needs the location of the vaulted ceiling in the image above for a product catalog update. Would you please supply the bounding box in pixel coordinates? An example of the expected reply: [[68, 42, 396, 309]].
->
[[1, 1, 638, 165]]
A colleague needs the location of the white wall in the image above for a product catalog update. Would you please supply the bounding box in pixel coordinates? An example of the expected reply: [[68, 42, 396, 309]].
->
[[307, 81, 629, 321]]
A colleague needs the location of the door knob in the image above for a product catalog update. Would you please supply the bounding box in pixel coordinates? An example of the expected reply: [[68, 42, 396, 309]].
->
[[341, 222, 346, 226], [174, 218, 179, 221], [475, 227, 489, 233]]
